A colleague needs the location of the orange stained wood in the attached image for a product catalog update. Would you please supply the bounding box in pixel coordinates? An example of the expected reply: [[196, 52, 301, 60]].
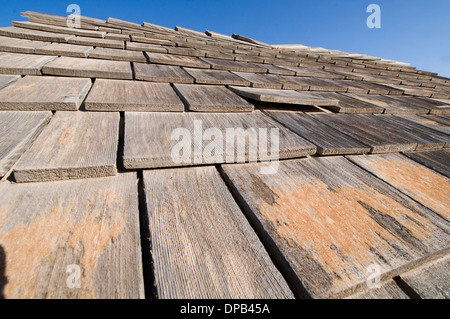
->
[[349, 154, 450, 219]]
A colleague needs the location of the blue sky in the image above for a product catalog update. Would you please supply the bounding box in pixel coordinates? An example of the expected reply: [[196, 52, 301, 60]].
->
[[1, 0, 449, 77]]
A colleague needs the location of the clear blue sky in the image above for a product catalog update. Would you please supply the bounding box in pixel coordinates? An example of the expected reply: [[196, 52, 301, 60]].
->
[[1, 0, 449, 77]]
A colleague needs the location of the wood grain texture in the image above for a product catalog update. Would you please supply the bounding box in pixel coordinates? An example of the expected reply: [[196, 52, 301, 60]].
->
[[390, 97, 450, 115], [126, 42, 167, 53], [11, 20, 105, 38], [123, 111, 316, 169], [89, 47, 146, 62], [232, 72, 284, 89], [346, 95, 429, 115], [35, 43, 94, 58], [346, 280, 409, 299], [183, 68, 250, 86], [347, 153, 450, 219], [264, 64, 296, 76], [221, 156, 450, 298], [0, 173, 144, 298], [0, 75, 20, 90], [0, 52, 56, 75], [228, 86, 339, 106], [400, 255, 450, 299], [313, 93, 384, 114], [42, 56, 133, 79], [85, 79, 184, 112], [400, 115, 450, 137], [0, 76, 91, 111], [201, 57, 267, 73], [0, 35, 49, 54], [403, 149, 450, 178], [173, 84, 253, 112], [376, 115, 449, 150], [134, 63, 193, 83], [265, 111, 370, 155], [311, 114, 418, 153], [0, 26, 74, 43], [142, 166, 294, 299], [146, 52, 210, 68], [13, 111, 119, 182], [68, 36, 124, 49], [0, 111, 52, 177]]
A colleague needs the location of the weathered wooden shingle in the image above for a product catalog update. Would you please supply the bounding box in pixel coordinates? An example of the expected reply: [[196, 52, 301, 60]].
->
[[183, 68, 250, 86], [0, 76, 91, 111], [347, 94, 429, 115], [0, 75, 20, 90], [123, 111, 316, 169], [0, 173, 144, 298], [146, 52, 210, 68], [265, 111, 371, 155], [85, 79, 184, 112], [89, 47, 146, 62], [201, 57, 267, 73], [134, 63, 193, 83], [314, 93, 384, 114], [0, 111, 52, 177], [221, 156, 450, 298], [0, 52, 56, 75], [35, 43, 94, 58], [143, 166, 294, 299], [68, 36, 124, 49], [13, 111, 119, 182], [0, 26, 74, 42], [0, 35, 49, 54], [399, 255, 450, 299], [173, 84, 254, 112], [403, 149, 450, 178], [347, 153, 450, 218], [42, 56, 133, 79], [229, 86, 339, 106]]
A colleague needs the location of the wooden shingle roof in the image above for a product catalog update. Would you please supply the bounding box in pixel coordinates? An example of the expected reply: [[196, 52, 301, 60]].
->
[[0, 11, 449, 299]]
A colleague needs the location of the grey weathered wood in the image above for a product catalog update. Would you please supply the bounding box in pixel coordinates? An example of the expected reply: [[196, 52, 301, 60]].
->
[[376, 115, 449, 150], [42, 56, 133, 79], [0, 75, 20, 90], [221, 156, 450, 298], [399, 115, 450, 137], [347, 95, 429, 115], [403, 149, 450, 178], [0, 52, 56, 75], [0, 76, 91, 111], [313, 93, 384, 113], [229, 86, 339, 106], [123, 111, 316, 169], [283, 66, 345, 79], [201, 57, 267, 73], [0, 35, 49, 54], [204, 50, 236, 61], [142, 166, 294, 299], [234, 54, 264, 63], [264, 64, 296, 76], [0, 173, 144, 298], [348, 153, 450, 219], [173, 84, 253, 112], [294, 77, 348, 92], [400, 255, 450, 299], [134, 63, 193, 83], [131, 36, 174, 46], [311, 114, 418, 153], [126, 41, 167, 53], [184, 68, 250, 86], [104, 33, 130, 41], [346, 280, 409, 299], [388, 97, 450, 115], [165, 46, 204, 57], [146, 52, 210, 68], [85, 79, 184, 112], [89, 47, 146, 62], [13, 111, 119, 182], [265, 111, 370, 155], [11, 21, 105, 39], [68, 36, 124, 49], [0, 26, 74, 43], [35, 43, 94, 58], [0, 111, 52, 177], [232, 72, 284, 89]]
